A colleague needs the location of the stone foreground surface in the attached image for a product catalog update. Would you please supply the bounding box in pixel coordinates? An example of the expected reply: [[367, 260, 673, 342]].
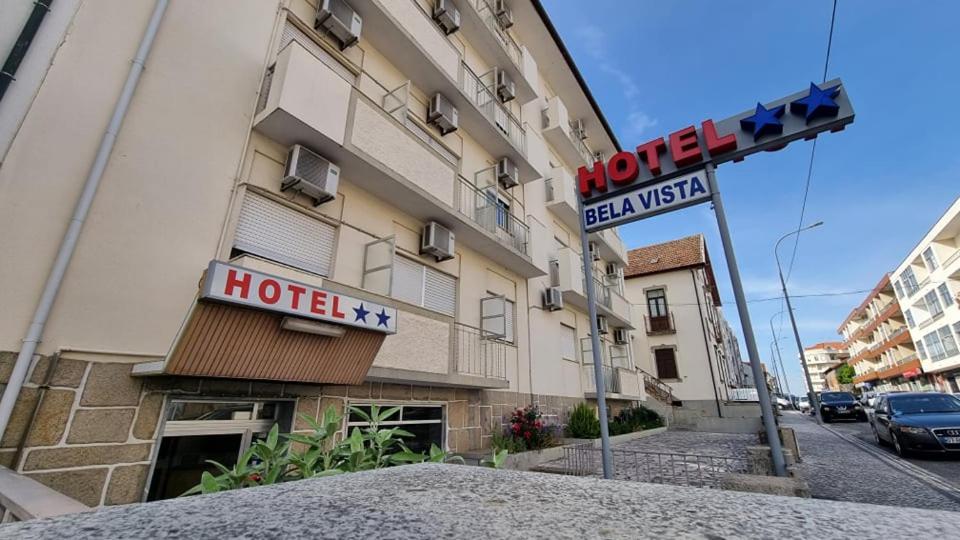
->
[[1, 464, 956, 539]]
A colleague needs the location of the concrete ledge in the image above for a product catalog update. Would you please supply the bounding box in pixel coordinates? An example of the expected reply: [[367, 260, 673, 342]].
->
[[501, 428, 669, 471], [719, 472, 812, 498], [0, 466, 89, 521], [564, 426, 668, 448], [694, 417, 763, 434], [365, 366, 509, 389], [2, 464, 955, 539]]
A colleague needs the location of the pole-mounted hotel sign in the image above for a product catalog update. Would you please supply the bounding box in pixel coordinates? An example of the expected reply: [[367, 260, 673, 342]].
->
[[580, 79, 854, 232], [201, 261, 398, 334]]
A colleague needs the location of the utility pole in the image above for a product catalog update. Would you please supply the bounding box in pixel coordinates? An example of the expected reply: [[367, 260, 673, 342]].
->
[[775, 223, 824, 424], [769, 313, 792, 398]]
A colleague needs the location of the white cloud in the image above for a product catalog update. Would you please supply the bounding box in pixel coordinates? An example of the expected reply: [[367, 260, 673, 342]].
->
[[622, 110, 658, 141]]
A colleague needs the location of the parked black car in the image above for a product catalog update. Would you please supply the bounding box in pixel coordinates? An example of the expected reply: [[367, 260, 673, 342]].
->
[[871, 392, 960, 457], [818, 391, 866, 422]]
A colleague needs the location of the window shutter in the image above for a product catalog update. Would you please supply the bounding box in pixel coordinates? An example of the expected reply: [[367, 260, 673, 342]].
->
[[423, 267, 456, 316], [655, 349, 678, 379], [233, 193, 335, 276], [392, 256, 423, 307], [504, 299, 515, 343], [560, 325, 576, 360]]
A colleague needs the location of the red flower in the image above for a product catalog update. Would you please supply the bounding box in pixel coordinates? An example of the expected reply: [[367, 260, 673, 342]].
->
[[524, 431, 531, 439]]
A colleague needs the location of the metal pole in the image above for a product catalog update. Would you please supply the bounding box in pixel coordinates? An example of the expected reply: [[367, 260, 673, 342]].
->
[[578, 198, 613, 479], [769, 342, 783, 395], [0, 0, 169, 442], [769, 314, 792, 398], [706, 164, 787, 477], [778, 268, 822, 424]]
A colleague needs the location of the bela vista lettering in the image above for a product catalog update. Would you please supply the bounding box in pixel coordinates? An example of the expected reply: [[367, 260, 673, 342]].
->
[[584, 174, 708, 227]]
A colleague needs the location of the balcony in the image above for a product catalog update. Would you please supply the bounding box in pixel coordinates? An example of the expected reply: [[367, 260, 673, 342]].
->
[[582, 364, 643, 400], [553, 248, 633, 328], [545, 167, 580, 231], [542, 96, 594, 168], [455, 174, 529, 255], [458, 0, 538, 102], [453, 323, 514, 381], [644, 314, 677, 336], [590, 227, 628, 265], [254, 39, 545, 277], [349, 1, 541, 182]]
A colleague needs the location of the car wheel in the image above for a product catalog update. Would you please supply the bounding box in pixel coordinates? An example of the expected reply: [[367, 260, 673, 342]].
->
[[891, 430, 910, 458], [822, 413, 831, 423], [873, 425, 886, 446]]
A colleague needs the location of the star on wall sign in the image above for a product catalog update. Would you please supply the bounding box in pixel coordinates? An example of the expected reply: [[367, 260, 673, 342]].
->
[[353, 303, 370, 323], [740, 102, 786, 140], [790, 82, 841, 122], [376, 308, 391, 328]]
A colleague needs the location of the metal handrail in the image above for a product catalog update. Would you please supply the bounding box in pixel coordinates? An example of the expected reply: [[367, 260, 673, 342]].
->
[[470, 0, 523, 67], [459, 61, 526, 153], [644, 313, 676, 335], [584, 274, 611, 308], [455, 175, 529, 255], [453, 322, 512, 379], [943, 249, 960, 268]]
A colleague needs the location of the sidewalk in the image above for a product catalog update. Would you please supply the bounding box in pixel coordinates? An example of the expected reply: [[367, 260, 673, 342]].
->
[[782, 412, 960, 512]]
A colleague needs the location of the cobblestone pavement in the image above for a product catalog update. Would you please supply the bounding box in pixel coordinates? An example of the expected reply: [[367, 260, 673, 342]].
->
[[784, 412, 960, 511], [826, 415, 960, 489]]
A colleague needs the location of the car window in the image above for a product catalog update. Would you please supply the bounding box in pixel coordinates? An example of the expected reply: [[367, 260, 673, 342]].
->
[[888, 394, 960, 415], [820, 392, 855, 403]]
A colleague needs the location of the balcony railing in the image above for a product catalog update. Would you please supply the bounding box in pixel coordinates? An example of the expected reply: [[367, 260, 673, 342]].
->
[[454, 323, 512, 380], [644, 314, 676, 335], [639, 368, 675, 404], [583, 364, 621, 395], [455, 175, 529, 255], [585, 275, 612, 309], [729, 388, 760, 402], [459, 62, 525, 153], [943, 249, 960, 269], [571, 124, 595, 164], [469, 0, 523, 67]]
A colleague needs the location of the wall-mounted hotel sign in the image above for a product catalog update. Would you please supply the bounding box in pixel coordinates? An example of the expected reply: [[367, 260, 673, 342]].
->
[[201, 261, 398, 334], [578, 79, 854, 232]]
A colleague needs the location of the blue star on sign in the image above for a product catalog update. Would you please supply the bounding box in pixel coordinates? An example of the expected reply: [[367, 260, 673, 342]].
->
[[353, 303, 370, 323], [740, 102, 786, 140], [376, 308, 391, 328], [790, 82, 841, 122]]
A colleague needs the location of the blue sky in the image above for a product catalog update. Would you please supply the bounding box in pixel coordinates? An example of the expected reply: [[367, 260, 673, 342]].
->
[[543, 1, 960, 394]]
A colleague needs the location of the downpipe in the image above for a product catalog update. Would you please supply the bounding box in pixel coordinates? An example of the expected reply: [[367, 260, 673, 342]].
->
[[0, 0, 169, 441]]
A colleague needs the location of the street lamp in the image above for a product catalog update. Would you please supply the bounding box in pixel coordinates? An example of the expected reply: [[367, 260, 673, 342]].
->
[[775, 221, 824, 423], [769, 336, 791, 398], [769, 312, 793, 398]]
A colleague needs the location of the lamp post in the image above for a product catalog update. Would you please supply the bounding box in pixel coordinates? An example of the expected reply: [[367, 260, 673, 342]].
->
[[775, 222, 824, 423], [769, 313, 793, 399]]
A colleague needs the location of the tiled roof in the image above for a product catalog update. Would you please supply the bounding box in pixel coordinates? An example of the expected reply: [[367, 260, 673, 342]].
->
[[624, 235, 705, 277], [805, 341, 846, 352], [624, 234, 721, 304]]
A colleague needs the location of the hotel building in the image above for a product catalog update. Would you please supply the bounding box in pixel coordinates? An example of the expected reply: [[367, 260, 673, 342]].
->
[[0, 0, 641, 506]]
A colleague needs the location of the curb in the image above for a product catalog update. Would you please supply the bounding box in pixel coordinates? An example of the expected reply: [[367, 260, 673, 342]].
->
[[818, 422, 960, 503]]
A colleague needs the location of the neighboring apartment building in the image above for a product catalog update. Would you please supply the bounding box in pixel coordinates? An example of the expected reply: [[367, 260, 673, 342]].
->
[[802, 341, 849, 393], [840, 274, 918, 393], [622, 235, 759, 427], [891, 197, 960, 393], [0, 0, 640, 507]]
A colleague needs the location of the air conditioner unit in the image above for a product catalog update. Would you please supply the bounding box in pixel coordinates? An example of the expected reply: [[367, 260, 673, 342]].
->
[[433, 0, 461, 35], [588, 242, 600, 261], [613, 328, 629, 345], [495, 69, 516, 103], [316, 0, 362, 50], [605, 263, 619, 277], [571, 118, 586, 140], [596, 315, 609, 335], [421, 221, 455, 261], [543, 287, 563, 311], [281, 145, 340, 206], [428, 93, 459, 135], [593, 151, 605, 162], [494, 0, 514, 28], [496, 157, 519, 188]]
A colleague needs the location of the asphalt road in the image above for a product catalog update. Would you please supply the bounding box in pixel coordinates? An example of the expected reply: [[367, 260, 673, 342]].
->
[[823, 412, 960, 489]]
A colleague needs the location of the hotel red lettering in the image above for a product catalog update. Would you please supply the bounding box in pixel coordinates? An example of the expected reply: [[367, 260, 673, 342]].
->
[[702, 119, 738, 156], [258, 279, 281, 304], [636, 138, 666, 176], [577, 160, 607, 197], [606, 151, 639, 186], [224, 269, 251, 299], [310, 290, 327, 315], [287, 284, 306, 309], [331, 295, 346, 319], [669, 126, 702, 168]]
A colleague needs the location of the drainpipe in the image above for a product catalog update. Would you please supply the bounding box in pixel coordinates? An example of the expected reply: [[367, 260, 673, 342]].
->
[[691, 268, 723, 417], [0, 0, 54, 103], [0, 0, 169, 441]]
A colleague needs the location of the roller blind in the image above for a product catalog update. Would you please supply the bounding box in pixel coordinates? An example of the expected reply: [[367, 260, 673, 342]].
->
[[560, 325, 576, 361], [233, 193, 336, 276], [392, 255, 456, 317]]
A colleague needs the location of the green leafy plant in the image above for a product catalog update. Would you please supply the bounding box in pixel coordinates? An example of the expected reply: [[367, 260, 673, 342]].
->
[[566, 402, 601, 439], [481, 448, 508, 469], [182, 404, 462, 497], [491, 430, 527, 453], [836, 363, 855, 384]]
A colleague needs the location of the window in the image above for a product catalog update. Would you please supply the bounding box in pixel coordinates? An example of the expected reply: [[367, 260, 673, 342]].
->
[[233, 193, 336, 276], [924, 290, 943, 318], [916, 340, 927, 360], [560, 324, 577, 361], [646, 288, 668, 318], [480, 295, 514, 343], [924, 331, 946, 361], [922, 247, 939, 271], [504, 299, 515, 343], [901, 268, 919, 296], [654, 348, 679, 379], [905, 309, 915, 328], [392, 256, 457, 316], [938, 283, 952, 309], [894, 280, 904, 298], [938, 326, 959, 358], [347, 404, 443, 453], [496, 198, 510, 229]]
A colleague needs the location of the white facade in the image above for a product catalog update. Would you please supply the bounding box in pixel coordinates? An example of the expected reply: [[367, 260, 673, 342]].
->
[[802, 343, 848, 393]]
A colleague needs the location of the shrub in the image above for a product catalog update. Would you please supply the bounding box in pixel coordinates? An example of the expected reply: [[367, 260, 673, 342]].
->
[[509, 405, 554, 450], [566, 402, 601, 439], [613, 404, 664, 432], [491, 430, 527, 453]]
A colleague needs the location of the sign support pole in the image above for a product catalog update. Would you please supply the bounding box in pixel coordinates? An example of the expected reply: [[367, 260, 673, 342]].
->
[[579, 198, 613, 479], [706, 164, 787, 477]]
